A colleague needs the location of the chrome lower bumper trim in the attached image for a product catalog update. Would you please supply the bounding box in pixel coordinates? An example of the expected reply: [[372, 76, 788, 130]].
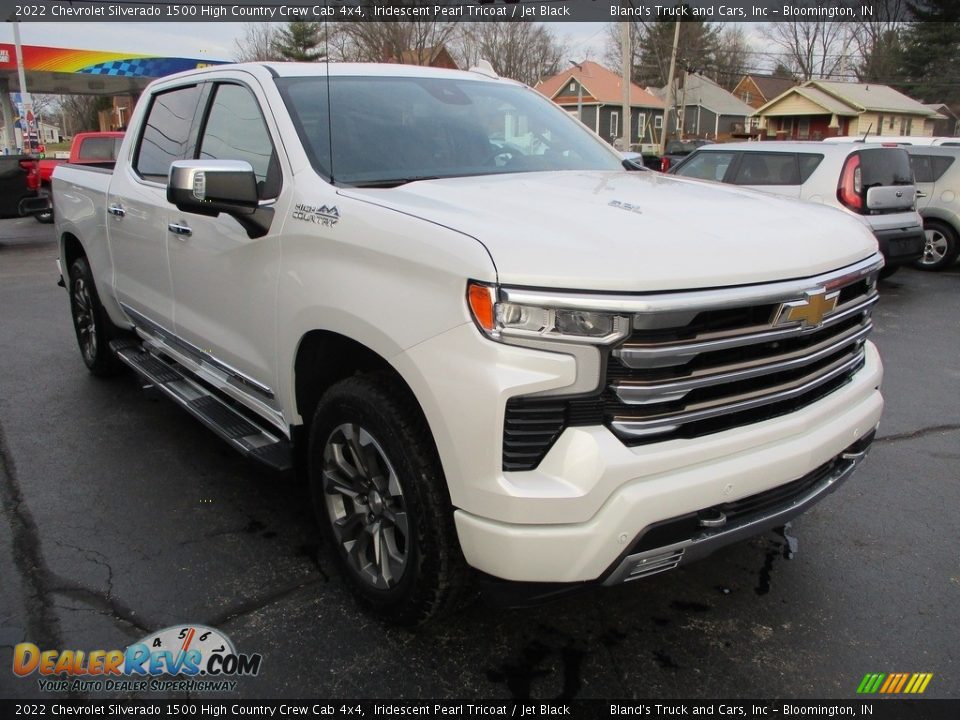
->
[[602, 437, 873, 586]]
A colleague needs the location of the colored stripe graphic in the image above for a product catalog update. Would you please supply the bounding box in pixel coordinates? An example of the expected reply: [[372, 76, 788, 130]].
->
[[858, 673, 932, 694]]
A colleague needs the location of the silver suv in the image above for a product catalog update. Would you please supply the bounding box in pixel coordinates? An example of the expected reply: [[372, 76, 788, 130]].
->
[[905, 146, 960, 271], [670, 142, 925, 276]]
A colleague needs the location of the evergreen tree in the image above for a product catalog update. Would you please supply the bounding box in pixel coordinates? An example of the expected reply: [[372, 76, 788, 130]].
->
[[272, 21, 325, 62], [898, 1, 960, 106]]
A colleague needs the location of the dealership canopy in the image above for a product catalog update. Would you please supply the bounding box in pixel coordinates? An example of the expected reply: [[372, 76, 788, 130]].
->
[[0, 42, 226, 94]]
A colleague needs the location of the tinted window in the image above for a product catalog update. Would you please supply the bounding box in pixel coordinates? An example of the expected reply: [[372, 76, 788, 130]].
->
[[798, 153, 824, 182], [859, 148, 913, 187], [910, 155, 935, 183], [135, 85, 201, 179], [78, 136, 122, 161], [199, 84, 279, 198], [733, 152, 799, 185], [673, 151, 735, 182], [276, 76, 621, 185]]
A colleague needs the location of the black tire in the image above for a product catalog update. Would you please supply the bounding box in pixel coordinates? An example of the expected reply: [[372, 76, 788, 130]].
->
[[914, 219, 960, 272], [67, 257, 125, 377], [307, 373, 469, 625], [35, 207, 53, 224]]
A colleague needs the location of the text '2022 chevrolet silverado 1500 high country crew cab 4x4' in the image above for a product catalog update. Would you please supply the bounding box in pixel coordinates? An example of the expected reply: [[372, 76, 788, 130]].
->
[[53, 63, 884, 625]]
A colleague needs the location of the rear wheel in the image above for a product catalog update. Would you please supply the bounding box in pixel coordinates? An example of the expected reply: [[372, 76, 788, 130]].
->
[[68, 257, 124, 377], [914, 220, 959, 271], [307, 374, 468, 625]]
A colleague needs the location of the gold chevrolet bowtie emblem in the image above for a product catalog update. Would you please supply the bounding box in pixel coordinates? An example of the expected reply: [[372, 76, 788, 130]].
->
[[775, 289, 839, 329]]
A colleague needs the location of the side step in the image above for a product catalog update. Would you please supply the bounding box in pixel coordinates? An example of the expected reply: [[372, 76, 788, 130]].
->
[[110, 340, 293, 472]]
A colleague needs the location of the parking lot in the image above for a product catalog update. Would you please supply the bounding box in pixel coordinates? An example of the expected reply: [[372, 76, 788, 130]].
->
[[1, 215, 958, 700]]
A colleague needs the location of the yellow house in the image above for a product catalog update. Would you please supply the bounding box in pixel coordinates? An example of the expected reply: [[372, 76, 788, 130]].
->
[[754, 80, 944, 140]]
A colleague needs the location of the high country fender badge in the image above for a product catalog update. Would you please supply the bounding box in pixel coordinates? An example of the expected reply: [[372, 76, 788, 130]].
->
[[293, 203, 340, 227], [609, 200, 643, 214]]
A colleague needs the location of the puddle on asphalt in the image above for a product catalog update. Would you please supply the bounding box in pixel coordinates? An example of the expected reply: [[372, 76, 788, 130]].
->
[[755, 523, 799, 596]]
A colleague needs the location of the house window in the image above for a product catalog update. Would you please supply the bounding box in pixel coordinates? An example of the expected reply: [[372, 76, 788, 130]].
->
[[889, 116, 895, 129], [610, 111, 619, 138], [654, 115, 663, 129], [637, 114, 646, 140], [876, 114, 884, 135], [906, 118, 913, 134], [569, 82, 576, 93], [797, 117, 810, 139], [742, 91, 752, 104]]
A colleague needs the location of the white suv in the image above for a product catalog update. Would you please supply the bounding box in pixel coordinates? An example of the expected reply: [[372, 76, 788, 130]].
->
[[670, 142, 925, 275]]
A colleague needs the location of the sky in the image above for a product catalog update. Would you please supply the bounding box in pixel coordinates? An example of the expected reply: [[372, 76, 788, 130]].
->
[[0, 21, 764, 67]]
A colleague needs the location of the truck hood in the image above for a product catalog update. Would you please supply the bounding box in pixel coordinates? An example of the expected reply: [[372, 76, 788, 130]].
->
[[340, 170, 878, 292]]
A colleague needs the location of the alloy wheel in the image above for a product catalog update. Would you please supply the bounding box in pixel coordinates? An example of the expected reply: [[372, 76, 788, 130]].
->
[[72, 276, 97, 364], [920, 228, 948, 266], [322, 423, 409, 590]]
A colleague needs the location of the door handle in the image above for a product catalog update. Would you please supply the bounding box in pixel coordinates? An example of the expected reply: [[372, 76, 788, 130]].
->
[[915, 191, 927, 199], [167, 222, 192, 237], [107, 204, 125, 217]]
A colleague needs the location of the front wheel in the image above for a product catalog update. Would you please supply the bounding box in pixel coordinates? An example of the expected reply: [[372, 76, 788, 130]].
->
[[307, 374, 468, 625], [914, 220, 960, 271]]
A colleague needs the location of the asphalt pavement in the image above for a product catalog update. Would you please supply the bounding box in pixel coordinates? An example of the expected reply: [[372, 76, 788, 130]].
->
[[1, 216, 958, 700]]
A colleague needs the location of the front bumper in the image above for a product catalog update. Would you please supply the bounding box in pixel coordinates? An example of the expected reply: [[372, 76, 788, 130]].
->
[[874, 225, 924, 266], [446, 342, 882, 584]]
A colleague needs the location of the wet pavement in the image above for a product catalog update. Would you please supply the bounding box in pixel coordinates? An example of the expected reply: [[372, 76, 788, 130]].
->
[[1, 217, 958, 700]]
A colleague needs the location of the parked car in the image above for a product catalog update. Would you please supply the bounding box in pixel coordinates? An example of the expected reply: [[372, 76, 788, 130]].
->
[[35, 132, 125, 223], [620, 151, 650, 171], [0, 154, 40, 219], [659, 138, 714, 172], [669, 141, 924, 275], [823, 136, 960, 147], [53, 63, 883, 624], [905, 146, 960, 270]]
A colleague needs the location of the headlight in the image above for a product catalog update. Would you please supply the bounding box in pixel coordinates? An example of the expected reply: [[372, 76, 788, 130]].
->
[[468, 282, 629, 345]]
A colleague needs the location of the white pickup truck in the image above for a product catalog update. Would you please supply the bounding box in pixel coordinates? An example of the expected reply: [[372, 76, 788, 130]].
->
[[53, 63, 884, 624]]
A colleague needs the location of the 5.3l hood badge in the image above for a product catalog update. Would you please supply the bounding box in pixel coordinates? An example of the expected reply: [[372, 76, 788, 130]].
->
[[774, 289, 839, 329]]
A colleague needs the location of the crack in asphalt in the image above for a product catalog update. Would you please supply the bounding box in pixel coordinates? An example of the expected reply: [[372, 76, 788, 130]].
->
[[47, 572, 153, 636], [54, 539, 116, 600], [875, 424, 960, 444], [0, 422, 64, 651], [206, 573, 325, 628]]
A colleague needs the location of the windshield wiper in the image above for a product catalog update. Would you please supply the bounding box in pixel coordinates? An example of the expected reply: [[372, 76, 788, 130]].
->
[[346, 176, 441, 189]]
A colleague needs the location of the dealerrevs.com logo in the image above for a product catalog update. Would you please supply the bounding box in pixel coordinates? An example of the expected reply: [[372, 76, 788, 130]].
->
[[13, 625, 262, 693]]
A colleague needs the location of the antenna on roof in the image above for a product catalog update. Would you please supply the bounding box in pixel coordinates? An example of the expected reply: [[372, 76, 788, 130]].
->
[[469, 60, 498, 79]]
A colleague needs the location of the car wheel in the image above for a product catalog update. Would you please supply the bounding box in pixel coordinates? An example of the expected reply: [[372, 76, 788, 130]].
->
[[307, 373, 469, 625], [35, 207, 53, 224], [67, 257, 125, 377], [914, 220, 960, 272]]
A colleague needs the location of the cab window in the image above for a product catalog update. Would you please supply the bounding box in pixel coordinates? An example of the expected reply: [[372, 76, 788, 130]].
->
[[198, 83, 280, 199], [134, 84, 202, 181]]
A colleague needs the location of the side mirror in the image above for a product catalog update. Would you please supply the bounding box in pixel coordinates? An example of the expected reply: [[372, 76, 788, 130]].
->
[[167, 159, 259, 216], [167, 159, 273, 238]]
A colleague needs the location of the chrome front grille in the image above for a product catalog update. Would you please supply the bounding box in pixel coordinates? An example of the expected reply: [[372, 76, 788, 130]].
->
[[607, 284, 876, 442], [502, 256, 882, 470]]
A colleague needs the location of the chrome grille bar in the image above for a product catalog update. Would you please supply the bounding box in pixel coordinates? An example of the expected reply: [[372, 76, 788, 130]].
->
[[611, 350, 865, 439], [613, 322, 871, 405], [614, 293, 877, 369]]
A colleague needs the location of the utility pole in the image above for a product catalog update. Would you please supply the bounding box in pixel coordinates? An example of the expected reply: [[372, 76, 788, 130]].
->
[[660, 21, 681, 155], [12, 22, 33, 153], [620, 19, 631, 150]]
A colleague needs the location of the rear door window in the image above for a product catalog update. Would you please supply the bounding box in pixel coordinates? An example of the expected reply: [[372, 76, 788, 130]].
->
[[673, 151, 735, 182], [78, 136, 121, 161], [134, 84, 202, 181], [732, 152, 799, 186]]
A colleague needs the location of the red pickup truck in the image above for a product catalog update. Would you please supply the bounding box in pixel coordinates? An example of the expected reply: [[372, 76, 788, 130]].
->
[[36, 132, 124, 223]]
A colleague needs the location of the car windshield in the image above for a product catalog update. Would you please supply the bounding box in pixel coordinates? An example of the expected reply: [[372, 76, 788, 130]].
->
[[275, 75, 622, 186]]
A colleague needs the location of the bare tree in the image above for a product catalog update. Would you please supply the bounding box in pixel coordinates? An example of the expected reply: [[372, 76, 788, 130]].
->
[[712, 25, 752, 90], [331, 21, 459, 63], [57, 95, 112, 134], [760, 21, 852, 81], [451, 23, 568, 86], [233, 23, 282, 62], [849, 0, 908, 82]]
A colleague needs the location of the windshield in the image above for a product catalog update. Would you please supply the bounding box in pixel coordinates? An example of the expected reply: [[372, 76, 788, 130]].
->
[[275, 75, 622, 186]]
